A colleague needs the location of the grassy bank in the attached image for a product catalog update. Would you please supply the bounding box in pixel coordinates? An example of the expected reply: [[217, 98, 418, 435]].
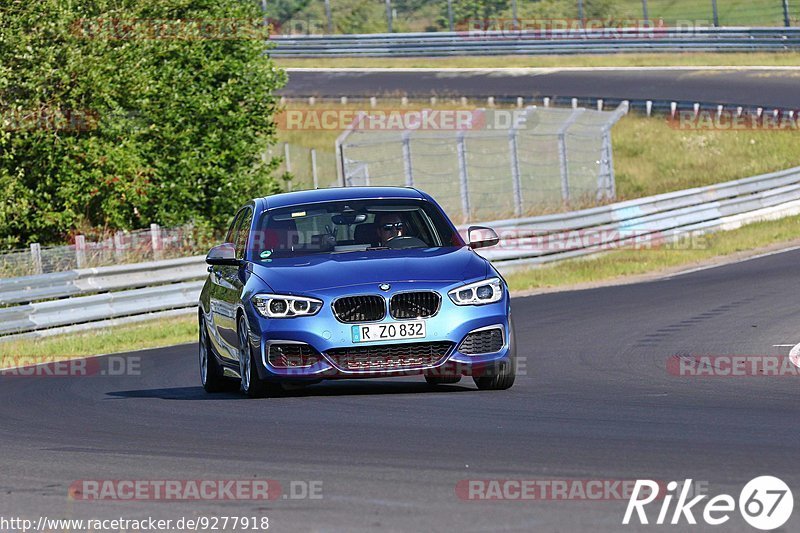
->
[[505, 214, 800, 291], [0, 315, 197, 367], [277, 52, 800, 69]]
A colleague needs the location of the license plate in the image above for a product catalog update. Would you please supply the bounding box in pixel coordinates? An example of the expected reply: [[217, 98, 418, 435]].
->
[[352, 321, 426, 343]]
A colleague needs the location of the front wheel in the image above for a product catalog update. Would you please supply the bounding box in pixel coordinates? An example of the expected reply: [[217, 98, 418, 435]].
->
[[473, 320, 516, 391], [238, 316, 277, 398]]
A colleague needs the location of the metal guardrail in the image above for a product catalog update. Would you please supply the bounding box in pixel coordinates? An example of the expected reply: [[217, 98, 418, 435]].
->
[[270, 27, 800, 57], [3, 165, 800, 339]]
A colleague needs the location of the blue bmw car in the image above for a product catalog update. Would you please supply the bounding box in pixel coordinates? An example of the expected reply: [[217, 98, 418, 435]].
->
[[198, 187, 516, 397]]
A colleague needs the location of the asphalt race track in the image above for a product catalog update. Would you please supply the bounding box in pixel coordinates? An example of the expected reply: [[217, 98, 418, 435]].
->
[[1, 248, 798, 532], [281, 68, 800, 109]]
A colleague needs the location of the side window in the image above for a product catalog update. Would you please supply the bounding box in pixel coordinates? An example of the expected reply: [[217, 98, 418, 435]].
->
[[234, 207, 253, 260], [225, 211, 242, 244]]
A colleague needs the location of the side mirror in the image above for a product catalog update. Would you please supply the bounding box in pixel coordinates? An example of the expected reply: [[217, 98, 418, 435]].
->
[[206, 243, 240, 266], [468, 226, 500, 250]]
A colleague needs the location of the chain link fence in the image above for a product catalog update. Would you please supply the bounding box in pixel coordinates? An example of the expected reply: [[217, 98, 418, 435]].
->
[[336, 104, 628, 223], [265, 0, 799, 35], [0, 225, 214, 279]]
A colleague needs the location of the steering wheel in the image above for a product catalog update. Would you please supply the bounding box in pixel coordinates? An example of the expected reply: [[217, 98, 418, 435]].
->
[[386, 236, 427, 249]]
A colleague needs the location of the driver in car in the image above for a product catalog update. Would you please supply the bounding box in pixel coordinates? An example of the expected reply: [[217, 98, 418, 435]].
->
[[376, 213, 406, 246]]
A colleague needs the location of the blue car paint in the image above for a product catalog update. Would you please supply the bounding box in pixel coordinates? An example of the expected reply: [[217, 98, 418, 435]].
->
[[199, 187, 514, 382]]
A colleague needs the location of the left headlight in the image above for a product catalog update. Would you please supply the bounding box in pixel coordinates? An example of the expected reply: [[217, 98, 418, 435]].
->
[[448, 278, 504, 306], [252, 294, 323, 318]]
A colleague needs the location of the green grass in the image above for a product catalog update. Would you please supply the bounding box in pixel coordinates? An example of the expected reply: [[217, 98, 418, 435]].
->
[[613, 114, 800, 199], [505, 213, 800, 291], [277, 52, 800, 69], [0, 314, 197, 367]]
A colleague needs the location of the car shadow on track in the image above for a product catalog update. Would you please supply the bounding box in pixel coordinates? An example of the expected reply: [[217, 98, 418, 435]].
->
[[106, 381, 474, 400]]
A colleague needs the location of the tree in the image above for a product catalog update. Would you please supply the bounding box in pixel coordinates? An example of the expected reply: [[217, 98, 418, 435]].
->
[[0, 0, 286, 247]]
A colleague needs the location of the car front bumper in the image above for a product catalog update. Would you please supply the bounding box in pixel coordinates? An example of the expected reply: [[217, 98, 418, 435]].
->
[[245, 283, 514, 381]]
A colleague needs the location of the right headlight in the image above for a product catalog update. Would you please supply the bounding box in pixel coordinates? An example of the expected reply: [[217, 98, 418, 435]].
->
[[252, 294, 323, 318], [448, 278, 503, 306]]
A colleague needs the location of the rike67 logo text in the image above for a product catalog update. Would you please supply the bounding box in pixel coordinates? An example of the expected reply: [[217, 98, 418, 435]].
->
[[623, 476, 793, 530]]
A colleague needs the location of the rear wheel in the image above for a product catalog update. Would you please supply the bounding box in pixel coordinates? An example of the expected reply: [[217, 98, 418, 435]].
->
[[238, 316, 277, 398], [199, 316, 226, 393]]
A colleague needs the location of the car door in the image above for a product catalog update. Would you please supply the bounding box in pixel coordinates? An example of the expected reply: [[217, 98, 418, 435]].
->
[[209, 208, 246, 361], [215, 205, 253, 359]]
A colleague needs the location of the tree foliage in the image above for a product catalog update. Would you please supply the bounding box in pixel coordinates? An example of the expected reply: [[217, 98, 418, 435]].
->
[[0, 0, 286, 247]]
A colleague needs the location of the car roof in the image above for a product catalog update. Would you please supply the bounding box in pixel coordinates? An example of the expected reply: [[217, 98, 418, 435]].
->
[[259, 187, 426, 210]]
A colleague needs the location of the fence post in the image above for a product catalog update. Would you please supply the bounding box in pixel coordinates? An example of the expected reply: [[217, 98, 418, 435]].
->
[[402, 132, 414, 187], [75, 235, 86, 268], [508, 129, 523, 218], [114, 231, 124, 261], [447, 0, 454, 31], [557, 108, 585, 203], [385, 0, 393, 33], [324, 0, 333, 33], [30, 243, 43, 275], [598, 131, 616, 201], [311, 149, 319, 189], [641, 0, 649, 23], [577, 0, 585, 25], [150, 223, 162, 260], [784, 0, 792, 27], [283, 143, 293, 191], [456, 132, 471, 223], [711, 0, 720, 27]]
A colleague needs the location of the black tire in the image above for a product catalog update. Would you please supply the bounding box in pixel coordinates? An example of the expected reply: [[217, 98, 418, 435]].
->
[[425, 375, 462, 386], [473, 319, 517, 391], [237, 316, 278, 398], [199, 315, 227, 393]]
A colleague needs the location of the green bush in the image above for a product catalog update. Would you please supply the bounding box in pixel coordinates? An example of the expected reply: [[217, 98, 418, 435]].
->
[[0, 0, 286, 247]]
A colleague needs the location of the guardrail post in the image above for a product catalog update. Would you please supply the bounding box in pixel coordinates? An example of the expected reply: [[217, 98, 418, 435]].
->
[[150, 223, 162, 260], [784, 0, 792, 27], [457, 132, 471, 223], [75, 235, 86, 268], [641, 0, 649, 23], [30, 243, 43, 275], [509, 129, 523, 217], [402, 131, 414, 187], [311, 149, 319, 189]]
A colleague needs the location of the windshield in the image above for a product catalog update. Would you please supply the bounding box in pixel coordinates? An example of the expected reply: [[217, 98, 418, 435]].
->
[[253, 199, 463, 259]]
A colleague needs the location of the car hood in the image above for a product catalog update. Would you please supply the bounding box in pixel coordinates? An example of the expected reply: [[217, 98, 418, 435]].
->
[[250, 246, 488, 293]]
